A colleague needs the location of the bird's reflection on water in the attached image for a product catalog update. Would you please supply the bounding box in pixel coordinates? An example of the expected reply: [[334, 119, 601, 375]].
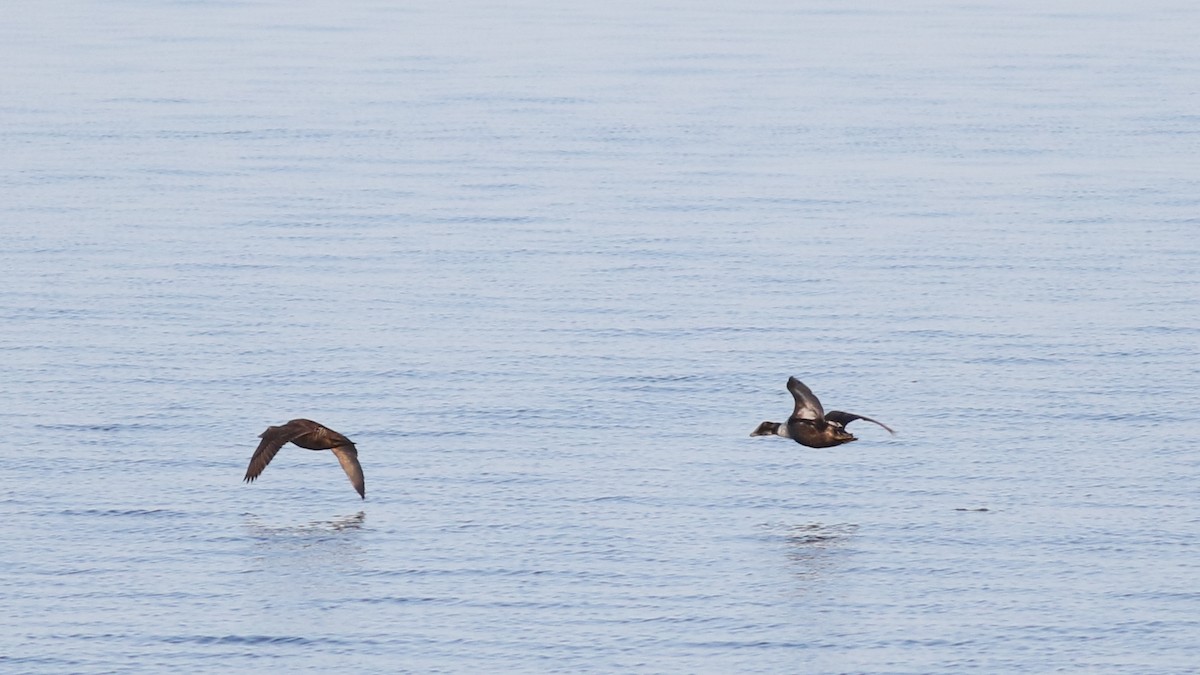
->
[[776, 522, 858, 581], [243, 511, 366, 539], [326, 511, 366, 531], [785, 522, 858, 548], [240, 512, 367, 581]]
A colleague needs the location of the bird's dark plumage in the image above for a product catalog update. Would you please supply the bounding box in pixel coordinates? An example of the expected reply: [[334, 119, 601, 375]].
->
[[244, 419, 365, 498], [751, 377, 894, 448]]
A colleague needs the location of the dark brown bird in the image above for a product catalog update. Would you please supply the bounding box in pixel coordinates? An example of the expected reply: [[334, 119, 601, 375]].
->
[[244, 419, 365, 499], [750, 377, 894, 448]]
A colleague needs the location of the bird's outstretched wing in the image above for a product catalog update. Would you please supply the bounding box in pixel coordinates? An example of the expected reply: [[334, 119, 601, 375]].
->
[[786, 377, 825, 420], [824, 410, 895, 435], [331, 444, 365, 499], [244, 423, 310, 483]]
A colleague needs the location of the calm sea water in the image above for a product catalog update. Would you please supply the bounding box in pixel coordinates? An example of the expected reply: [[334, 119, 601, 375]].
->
[[3, 1, 1199, 673]]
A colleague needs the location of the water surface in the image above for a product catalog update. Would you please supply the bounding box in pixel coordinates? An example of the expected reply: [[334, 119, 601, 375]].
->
[[3, 1, 1199, 672]]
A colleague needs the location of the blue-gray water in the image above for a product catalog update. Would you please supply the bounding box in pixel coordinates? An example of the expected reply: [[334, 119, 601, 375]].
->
[[3, 1, 1199, 673]]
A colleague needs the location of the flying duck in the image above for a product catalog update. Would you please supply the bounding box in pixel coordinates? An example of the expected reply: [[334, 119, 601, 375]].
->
[[751, 377, 894, 448], [244, 419, 365, 499]]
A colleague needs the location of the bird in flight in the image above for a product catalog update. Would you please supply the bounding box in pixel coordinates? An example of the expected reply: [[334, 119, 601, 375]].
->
[[244, 419, 365, 499], [751, 377, 894, 448]]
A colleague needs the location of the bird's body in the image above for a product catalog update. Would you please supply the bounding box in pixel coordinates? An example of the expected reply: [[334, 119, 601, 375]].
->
[[244, 419, 365, 499], [751, 377, 893, 448]]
